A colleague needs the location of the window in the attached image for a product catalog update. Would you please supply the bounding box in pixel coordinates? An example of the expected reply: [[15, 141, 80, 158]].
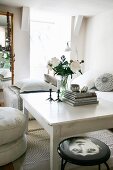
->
[[0, 26, 5, 47], [30, 11, 71, 80]]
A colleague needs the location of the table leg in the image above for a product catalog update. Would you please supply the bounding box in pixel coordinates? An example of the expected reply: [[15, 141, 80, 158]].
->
[[23, 105, 29, 134], [50, 126, 61, 170]]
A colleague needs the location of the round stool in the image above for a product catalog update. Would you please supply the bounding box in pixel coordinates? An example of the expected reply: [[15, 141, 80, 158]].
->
[[0, 107, 27, 166], [57, 136, 111, 170]]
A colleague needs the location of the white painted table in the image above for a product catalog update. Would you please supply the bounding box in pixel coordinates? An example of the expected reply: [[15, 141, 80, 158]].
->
[[20, 92, 113, 170]]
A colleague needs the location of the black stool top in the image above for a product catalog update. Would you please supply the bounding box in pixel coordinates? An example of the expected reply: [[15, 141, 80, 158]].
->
[[58, 136, 111, 166]]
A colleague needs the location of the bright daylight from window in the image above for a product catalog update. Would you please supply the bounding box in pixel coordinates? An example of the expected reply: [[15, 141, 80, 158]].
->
[[30, 9, 71, 80]]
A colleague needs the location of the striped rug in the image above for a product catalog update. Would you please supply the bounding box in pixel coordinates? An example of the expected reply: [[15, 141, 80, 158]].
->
[[13, 128, 50, 170]]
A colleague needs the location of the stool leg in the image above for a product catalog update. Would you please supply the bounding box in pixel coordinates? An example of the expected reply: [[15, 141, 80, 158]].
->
[[61, 158, 67, 170], [104, 162, 110, 170], [61, 158, 64, 170], [98, 164, 101, 170]]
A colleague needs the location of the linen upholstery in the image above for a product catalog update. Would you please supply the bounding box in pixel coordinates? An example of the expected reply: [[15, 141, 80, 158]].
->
[[44, 74, 57, 87], [14, 79, 51, 93], [0, 107, 26, 145], [71, 70, 98, 89], [0, 135, 27, 166], [0, 107, 27, 166]]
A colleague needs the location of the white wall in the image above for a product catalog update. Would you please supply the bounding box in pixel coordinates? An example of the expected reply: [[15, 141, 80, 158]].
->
[[1, 5, 113, 83], [78, 18, 87, 62], [0, 5, 30, 83], [84, 10, 113, 74]]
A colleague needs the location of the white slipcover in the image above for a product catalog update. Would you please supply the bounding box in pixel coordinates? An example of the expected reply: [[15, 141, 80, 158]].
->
[[0, 135, 27, 166], [0, 107, 26, 145]]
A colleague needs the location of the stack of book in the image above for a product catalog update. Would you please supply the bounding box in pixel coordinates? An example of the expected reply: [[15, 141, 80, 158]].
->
[[63, 90, 99, 106]]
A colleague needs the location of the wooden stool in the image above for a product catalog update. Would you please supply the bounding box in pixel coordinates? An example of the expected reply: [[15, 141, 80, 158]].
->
[[57, 136, 111, 170]]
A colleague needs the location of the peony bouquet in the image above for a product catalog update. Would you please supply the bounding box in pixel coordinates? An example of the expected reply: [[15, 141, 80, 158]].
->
[[47, 55, 83, 77]]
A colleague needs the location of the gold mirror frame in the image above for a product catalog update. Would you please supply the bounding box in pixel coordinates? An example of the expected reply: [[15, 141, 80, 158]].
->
[[0, 11, 14, 85]]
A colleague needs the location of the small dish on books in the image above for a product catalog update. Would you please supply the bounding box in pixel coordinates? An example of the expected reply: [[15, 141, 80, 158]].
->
[[71, 84, 80, 92]]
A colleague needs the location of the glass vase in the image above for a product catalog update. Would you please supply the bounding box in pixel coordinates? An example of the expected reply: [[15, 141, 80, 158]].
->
[[60, 76, 68, 98]]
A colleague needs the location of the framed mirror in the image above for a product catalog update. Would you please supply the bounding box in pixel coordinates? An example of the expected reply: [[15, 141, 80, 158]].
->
[[0, 11, 14, 85]]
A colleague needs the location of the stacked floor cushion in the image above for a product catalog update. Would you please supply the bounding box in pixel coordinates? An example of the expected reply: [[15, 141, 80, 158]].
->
[[0, 107, 27, 166]]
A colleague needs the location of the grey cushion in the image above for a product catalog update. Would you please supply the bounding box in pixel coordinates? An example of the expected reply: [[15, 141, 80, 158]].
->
[[95, 73, 113, 92]]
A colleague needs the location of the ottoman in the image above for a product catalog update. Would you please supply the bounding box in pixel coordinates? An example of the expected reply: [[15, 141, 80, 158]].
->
[[0, 107, 27, 166]]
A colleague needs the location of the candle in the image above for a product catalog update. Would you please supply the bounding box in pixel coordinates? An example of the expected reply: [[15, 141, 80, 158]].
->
[[57, 80, 61, 90], [49, 82, 52, 89]]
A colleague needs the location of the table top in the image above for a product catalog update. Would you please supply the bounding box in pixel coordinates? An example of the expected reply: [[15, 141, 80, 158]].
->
[[20, 92, 113, 126]]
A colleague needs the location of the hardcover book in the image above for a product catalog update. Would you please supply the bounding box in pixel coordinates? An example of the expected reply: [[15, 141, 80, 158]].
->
[[64, 90, 97, 98], [63, 98, 99, 106], [64, 94, 97, 101]]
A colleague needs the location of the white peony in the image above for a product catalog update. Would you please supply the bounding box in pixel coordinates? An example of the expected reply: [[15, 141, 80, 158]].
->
[[50, 57, 60, 67], [47, 64, 53, 71], [47, 55, 83, 76], [70, 60, 81, 72]]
